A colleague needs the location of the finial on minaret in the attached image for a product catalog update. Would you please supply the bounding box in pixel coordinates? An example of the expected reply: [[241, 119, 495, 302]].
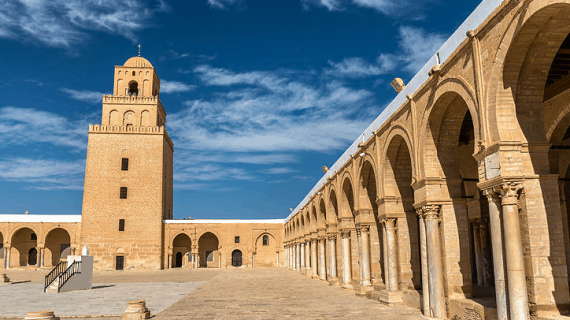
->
[[138, 44, 141, 57]]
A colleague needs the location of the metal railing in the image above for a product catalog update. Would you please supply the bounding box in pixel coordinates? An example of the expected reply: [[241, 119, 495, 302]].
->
[[44, 261, 66, 292], [57, 261, 81, 293]]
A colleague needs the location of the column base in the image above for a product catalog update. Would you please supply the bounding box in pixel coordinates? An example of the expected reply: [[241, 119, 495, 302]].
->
[[341, 282, 353, 290], [328, 277, 340, 286], [376, 290, 403, 305], [310, 273, 319, 279], [354, 283, 374, 296]]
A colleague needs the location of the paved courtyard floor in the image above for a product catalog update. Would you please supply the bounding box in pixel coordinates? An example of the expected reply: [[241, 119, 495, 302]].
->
[[0, 268, 426, 319]]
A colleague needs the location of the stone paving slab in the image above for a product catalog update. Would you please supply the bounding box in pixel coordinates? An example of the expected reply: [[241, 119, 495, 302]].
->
[[0, 281, 202, 318], [155, 268, 427, 320]]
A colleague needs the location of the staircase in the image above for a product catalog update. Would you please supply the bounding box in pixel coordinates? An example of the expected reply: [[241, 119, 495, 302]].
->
[[44, 260, 82, 293]]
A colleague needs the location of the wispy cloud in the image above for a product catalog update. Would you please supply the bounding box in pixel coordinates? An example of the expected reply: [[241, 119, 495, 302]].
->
[[0, 158, 85, 190], [304, 0, 433, 17], [259, 167, 297, 174], [160, 80, 196, 94], [207, 0, 244, 10], [327, 26, 447, 78], [0, 107, 88, 150], [165, 64, 379, 188], [326, 57, 384, 78], [61, 88, 105, 104], [0, 0, 169, 48], [378, 26, 446, 74]]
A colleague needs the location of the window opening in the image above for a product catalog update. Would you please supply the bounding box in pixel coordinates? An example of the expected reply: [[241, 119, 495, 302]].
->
[[235, 236, 240, 244], [121, 158, 129, 171], [31, 233, 37, 241], [263, 235, 269, 246], [119, 219, 125, 231], [120, 187, 128, 199], [128, 81, 138, 96]]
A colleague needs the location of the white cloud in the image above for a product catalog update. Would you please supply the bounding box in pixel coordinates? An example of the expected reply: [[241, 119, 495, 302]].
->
[[351, 0, 396, 14], [259, 167, 297, 174], [61, 88, 105, 104], [0, 158, 85, 190], [0, 0, 169, 48], [160, 80, 196, 94], [0, 107, 89, 150], [207, 0, 243, 10], [326, 57, 384, 78], [302, 0, 343, 11]]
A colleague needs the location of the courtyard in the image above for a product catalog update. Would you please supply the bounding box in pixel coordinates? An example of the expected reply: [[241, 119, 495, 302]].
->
[[0, 268, 426, 319]]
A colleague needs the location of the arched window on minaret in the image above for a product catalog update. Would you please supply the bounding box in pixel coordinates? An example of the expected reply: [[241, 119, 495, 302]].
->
[[124, 111, 135, 127], [140, 110, 150, 127], [109, 110, 119, 126], [128, 81, 139, 96]]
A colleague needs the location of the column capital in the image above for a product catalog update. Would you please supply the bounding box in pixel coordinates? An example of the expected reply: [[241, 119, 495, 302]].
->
[[382, 218, 397, 228], [327, 233, 338, 240], [340, 230, 351, 239], [494, 182, 523, 206], [420, 205, 441, 221], [482, 188, 500, 203]]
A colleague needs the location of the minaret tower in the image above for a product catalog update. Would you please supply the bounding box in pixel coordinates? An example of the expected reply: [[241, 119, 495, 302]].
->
[[80, 54, 173, 270]]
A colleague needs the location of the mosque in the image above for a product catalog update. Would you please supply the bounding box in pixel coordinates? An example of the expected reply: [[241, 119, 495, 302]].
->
[[3, 0, 570, 319]]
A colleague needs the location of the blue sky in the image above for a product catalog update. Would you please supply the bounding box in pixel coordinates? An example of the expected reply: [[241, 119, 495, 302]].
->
[[0, 0, 481, 219]]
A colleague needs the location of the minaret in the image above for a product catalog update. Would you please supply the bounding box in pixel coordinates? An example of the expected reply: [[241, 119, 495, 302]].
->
[[80, 55, 174, 270]]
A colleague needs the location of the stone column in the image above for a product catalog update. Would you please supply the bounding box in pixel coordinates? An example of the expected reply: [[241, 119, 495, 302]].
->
[[479, 219, 494, 286], [423, 205, 446, 319], [358, 226, 371, 287], [382, 222, 389, 286], [328, 234, 338, 279], [472, 218, 484, 286], [417, 210, 431, 317], [296, 243, 300, 271], [497, 183, 529, 320], [300, 242, 305, 272], [310, 238, 318, 278], [305, 241, 311, 275], [484, 189, 508, 320], [6, 247, 10, 269], [384, 218, 398, 292], [37, 247, 42, 268], [340, 230, 352, 289], [318, 237, 326, 280], [168, 254, 172, 269]]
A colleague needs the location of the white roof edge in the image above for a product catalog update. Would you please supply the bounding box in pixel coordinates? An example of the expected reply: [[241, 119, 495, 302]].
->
[[284, 0, 504, 224], [0, 214, 82, 223], [164, 219, 285, 224]]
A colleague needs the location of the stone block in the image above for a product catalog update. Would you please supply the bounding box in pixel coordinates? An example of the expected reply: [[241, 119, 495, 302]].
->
[[123, 300, 150, 320]]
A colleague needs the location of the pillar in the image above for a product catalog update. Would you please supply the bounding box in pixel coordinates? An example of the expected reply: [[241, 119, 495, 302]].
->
[[318, 237, 326, 280], [484, 189, 508, 320], [305, 241, 311, 275], [6, 247, 10, 269], [417, 210, 431, 317], [479, 219, 494, 286], [311, 238, 318, 278], [497, 182, 529, 320], [384, 218, 398, 292], [296, 243, 300, 270], [422, 205, 446, 319], [340, 230, 352, 288], [168, 254, 172, 269], [328, 234, 338, 279], [382, 222, 389, 286], [300, 242, 305, 271], [472, 218, 484, 287], [357, 225, 371, 287]]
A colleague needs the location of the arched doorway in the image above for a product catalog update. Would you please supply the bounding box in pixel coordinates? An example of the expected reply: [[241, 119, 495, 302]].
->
[[10, 228, 37, 267], [198, 232, 219, 268], [45, 228, 71, 267], [175, 252, 183, 268], [172, 233, 191, 268], [28, 248, 37, 265], [232, 250, 242, 267]]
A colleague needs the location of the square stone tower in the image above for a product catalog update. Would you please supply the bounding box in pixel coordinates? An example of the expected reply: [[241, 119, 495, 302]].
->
[[80, 55, 174, 270]]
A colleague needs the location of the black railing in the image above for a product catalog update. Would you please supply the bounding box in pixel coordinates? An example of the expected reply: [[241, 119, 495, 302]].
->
[[57, 261, 81, 292], [44, 261, 66, 292]]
